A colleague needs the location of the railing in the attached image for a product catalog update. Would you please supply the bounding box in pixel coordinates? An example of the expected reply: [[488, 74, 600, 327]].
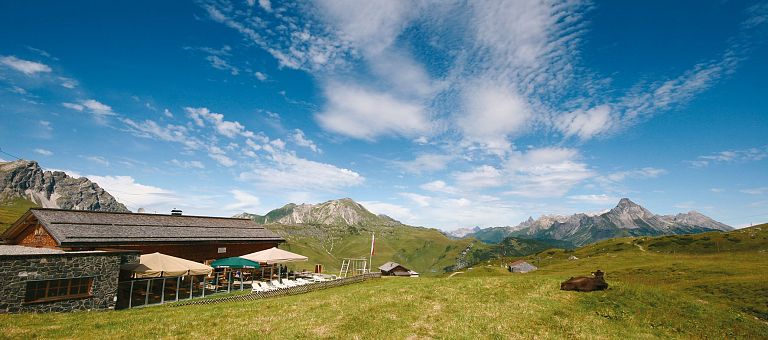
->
[[115, 274, 256, 310], [171, 272, 381, 307]]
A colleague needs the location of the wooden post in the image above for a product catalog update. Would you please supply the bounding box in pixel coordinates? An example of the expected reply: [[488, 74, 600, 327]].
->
[[189, 276, 193, 299]]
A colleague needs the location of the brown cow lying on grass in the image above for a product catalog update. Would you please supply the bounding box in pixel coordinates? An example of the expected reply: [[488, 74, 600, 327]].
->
[[560, 270, 609, 292]]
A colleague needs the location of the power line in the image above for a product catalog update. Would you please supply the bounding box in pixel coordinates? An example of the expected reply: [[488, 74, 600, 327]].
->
[[0, 147, 23, 161]]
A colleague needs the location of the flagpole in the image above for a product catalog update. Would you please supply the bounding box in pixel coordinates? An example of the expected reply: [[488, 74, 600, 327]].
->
[[369, 232, 375, 274]]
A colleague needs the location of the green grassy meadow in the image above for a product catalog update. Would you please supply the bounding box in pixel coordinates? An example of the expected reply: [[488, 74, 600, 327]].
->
[[0, 197, 36, 233], [2, 225, 766, 339], [271, 223, 483, 276]]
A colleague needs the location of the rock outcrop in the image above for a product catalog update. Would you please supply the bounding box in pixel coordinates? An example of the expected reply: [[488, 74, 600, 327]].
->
[[0, 160, 129, 212]]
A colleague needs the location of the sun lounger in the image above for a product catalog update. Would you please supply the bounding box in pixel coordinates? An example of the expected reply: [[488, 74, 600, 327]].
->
[[258, 281, 278, 291], [295, 278, 312, 285], [251, 283, 268, 293], [270, 279, 290, 289]]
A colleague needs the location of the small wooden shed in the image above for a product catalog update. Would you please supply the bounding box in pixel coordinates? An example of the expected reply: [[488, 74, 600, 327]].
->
[[508, 260, 537, 273], [379, 262, 418, 277]]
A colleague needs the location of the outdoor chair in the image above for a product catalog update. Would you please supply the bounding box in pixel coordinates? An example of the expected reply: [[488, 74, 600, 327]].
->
[[258, 281, 278, 291], [270, 279, 290, 289], [251, 283, 267, 293]]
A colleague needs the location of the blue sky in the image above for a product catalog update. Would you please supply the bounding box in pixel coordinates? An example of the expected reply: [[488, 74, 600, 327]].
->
[[1, 0, 767, 230]]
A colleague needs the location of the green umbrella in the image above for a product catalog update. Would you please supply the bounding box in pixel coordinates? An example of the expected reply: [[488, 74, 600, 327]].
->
[[211, 257, 261, 269]]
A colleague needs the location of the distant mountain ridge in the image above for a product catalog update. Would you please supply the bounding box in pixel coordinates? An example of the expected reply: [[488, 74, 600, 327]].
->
[[468, 198, 732, 246], [234, 198, 400, 227], [0, 160, 129, 212]]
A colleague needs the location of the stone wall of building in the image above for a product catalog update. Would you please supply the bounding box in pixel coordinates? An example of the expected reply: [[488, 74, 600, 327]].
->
[[0, 251, 139, 313]]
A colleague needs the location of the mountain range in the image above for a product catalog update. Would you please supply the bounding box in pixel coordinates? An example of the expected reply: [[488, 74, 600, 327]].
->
[[0, 158, 736, 270], [463, 198, 732, 246], [233, 198, 400, 227]]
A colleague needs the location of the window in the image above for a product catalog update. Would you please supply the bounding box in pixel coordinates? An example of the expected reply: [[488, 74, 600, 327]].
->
[[24, 277, 93, 303]]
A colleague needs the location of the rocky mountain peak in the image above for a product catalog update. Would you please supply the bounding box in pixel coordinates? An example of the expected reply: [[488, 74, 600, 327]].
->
[[610, 198, 652, 216], [236, 197, 401, 227], [0, 159, 129, 212]]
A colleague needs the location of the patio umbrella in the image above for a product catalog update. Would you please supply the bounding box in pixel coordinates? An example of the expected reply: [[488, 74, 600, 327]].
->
[[211, 257, 261, 269], [120, 252, 212, 278], [239, 247, 308, 264]]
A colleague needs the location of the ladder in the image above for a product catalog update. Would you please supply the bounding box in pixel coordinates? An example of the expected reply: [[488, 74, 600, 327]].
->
[[339, 259, 350, 278]]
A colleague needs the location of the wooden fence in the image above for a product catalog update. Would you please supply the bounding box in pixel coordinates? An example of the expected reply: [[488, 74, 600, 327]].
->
[[171, 273, 381, 307]]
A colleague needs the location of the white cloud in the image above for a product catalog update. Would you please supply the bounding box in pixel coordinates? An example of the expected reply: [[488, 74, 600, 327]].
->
[[400, 192, 431, 207], [605, 167, 666, 182], [458, 83, 532, 152], [740, 187, 768, 195], [687, 146, 768, 167], [59, 77, 77, 89], [208, 146, 237, 167], [394, 154, 452, 174], [420, 180, 458, 195], [290, 129, 319, 153], [87, 175, 177, 210], [503, 147, 594, 197], [258, 0, 272, 12], [239, 153, 364, 192], [81, 99, 116, 116], [62, 102, 84, 111], [224, 189, 261, 212], [359, 201, 415, 222], [33, 148, 53, 156], [121, 118, 203, 150], [85, 156, 110, 167], [38, 120, 52, 132], [163, 109, 173, 118], [0, 56, 52, 75], [169, 159, 205, 169], [710, 188, 725, 193], [184, 107, 253, 139], [206, 55, 239, 75], [556, 105, 613, 140], [453, 165, 505, 190], [567, 194, 617, 204], [254, 71, 267, 81], [315, 83, 431, 140]]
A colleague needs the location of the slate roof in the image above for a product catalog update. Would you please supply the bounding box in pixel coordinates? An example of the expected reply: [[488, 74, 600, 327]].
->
[[3, 208, 285, 246], [379, 261, 409, 272]]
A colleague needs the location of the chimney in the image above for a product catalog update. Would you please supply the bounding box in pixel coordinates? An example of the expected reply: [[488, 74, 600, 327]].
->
[[171, 209, 182, 216]]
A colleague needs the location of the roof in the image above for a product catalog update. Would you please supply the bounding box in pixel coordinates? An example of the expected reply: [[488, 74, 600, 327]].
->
[[0, 245, 65, 255], [2, 208, 285, 246], [379, 261, 409, 272], [509, 260, 532, 266]]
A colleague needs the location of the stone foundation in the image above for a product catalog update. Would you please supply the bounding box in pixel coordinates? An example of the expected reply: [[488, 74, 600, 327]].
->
[[0, 251, 138, 313]]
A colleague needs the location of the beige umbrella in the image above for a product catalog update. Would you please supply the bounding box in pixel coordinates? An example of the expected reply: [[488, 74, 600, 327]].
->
[[121, 252, 213, 278], [239, 247, 308, 264]]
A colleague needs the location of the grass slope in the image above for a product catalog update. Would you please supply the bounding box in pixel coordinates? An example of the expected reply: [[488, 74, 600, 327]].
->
[[270, 223, 486, 276], [0, 197, 36, 233], [2, 239, 767, 338]]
